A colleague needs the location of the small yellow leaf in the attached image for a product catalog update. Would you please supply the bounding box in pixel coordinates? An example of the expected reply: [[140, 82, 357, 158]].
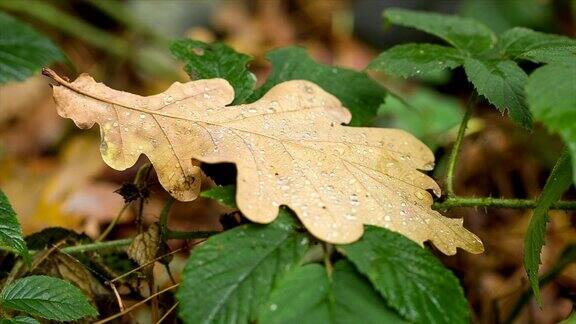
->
[[45, 69, 483, 254]]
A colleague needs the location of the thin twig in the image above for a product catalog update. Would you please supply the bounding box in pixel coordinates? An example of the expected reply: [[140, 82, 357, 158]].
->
[[97, 203, 130, 242], [107, 242, 201, 284], [94, 283, 180, 324], [157, 302, 179, 324], [446, 93, 477, 197], [110, 283, 125, 311]]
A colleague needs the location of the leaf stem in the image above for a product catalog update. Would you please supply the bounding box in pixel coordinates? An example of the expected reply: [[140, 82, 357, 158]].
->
[[446, 93, 477, 197], [323, 242, 334, 278], [165, 230, 218, 240], [159, 197, 176, 240], [433, 197, 576, 210], [60, 238, 133, 254]]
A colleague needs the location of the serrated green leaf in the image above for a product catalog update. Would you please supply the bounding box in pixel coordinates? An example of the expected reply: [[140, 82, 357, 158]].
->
[[377, 88, 463, 150], [0, 316, 40, 324], [497, 27, 576, 64], [0, 12, 64, 83], [251, 47, 386, 126], [368, 44, 464, 78], [526, 60, 576, 183], [177, 212, 309, 324], [200, 185, 237, 209], [338, 226, 470, 324], [170, 39, 255, 104], [524, 150, 573, 305], [384, 8, 496, 53], [0, 275, 98, 321], [0, 189, 29, 263], [464, 57, 532, 128], [259, 261, 404, 324]]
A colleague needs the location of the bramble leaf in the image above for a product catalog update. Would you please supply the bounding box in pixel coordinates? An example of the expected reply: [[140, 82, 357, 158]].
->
[[171, 39, 255, 104], [0, 317, 40, 324], [524, 151, 572, 305], [251, 47, 386, 126], [368, 44, 464, 78], [200, 185, 238, 209], [0, 275, 98, 321], [526, 60, 576, 183], [384, 8, 497, 53], [464, 58, 532, 128], [177, 212, 308, 323], [0, 12, 64, 83], [377, 88, 463, 150], [258, 261, 405, 324], [338, 226, 471, 324], [497, 27, 576, 64], [0, 189, 29, 263], [46, 69, 482, 253]]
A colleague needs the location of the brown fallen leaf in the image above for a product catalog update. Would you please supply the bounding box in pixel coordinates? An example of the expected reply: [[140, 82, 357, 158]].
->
[[127, 223, 160, 275], [45, 68, 483, 254]]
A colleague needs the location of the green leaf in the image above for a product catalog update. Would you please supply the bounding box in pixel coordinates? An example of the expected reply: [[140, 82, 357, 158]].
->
[[526, 60, 576, 183], [177, 211, 309, 324], [251, 47, 386, 126], [338, 226, 470, 324], [524, 150, 573, 305], [0, 189, 29, 263], [497, 27, 576, 64], [0, 275, 98, 321], [0, 317, 40, 324], [259, 261, 404, 324], [463, 57, 532, 128], [170, 39, 255, 104], [200, 185, 238, 209], [384, 8, 497, 53], [368, 44, 464, 78], [377, 88, 463, 150], [0, 12, 64, 83]]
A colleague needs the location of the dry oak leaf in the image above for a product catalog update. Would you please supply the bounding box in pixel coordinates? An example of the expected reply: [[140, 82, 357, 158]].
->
[[45, 68, 483, 254]]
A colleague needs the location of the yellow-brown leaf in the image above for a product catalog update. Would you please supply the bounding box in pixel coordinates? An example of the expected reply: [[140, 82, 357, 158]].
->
[[45, 69, 483, 254]]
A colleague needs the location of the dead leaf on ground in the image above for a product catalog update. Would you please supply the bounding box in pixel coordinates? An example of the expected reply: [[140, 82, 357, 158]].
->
[[127, 223, 160, 274], [46, 69, 483, 254]]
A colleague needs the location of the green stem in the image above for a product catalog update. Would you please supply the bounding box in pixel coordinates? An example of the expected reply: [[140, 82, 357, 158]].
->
[[61, 238, 133, 254], [433, 197, 576, 210], [446, 93, 477, 197], [165, 230, 218, 240], [323, 242, 333, 278], [159, 197, 176, 240]]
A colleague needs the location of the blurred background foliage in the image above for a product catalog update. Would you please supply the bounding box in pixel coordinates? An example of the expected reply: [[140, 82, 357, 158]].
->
[[0, 0, 574, 322]]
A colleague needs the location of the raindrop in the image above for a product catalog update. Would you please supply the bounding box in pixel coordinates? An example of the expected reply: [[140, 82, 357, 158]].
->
[[349, 194, 360, 206]]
